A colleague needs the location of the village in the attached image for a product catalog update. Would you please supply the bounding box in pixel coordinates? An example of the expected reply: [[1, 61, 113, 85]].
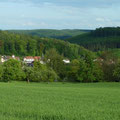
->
[[0, 55, 71, 65]]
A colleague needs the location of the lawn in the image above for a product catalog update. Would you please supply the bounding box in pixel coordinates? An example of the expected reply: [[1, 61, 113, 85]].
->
[[0, 82, 120, 120]]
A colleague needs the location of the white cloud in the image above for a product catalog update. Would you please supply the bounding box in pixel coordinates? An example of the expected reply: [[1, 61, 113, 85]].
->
[[22, 22, 36, 26], [0, 0, 120, 29], [96, 18, 111, 22], [96, 18, 105, 22]]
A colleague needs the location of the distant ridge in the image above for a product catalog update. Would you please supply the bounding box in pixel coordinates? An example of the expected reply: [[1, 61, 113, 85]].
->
[[66, 27, 120, 51], [7, 29, 91, 40]]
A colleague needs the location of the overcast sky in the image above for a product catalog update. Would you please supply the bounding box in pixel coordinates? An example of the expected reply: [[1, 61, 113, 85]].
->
[[0, 0, 120, 30]]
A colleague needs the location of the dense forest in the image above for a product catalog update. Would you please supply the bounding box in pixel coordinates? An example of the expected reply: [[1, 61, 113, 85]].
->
[[0, 30, 94, 60], [7, 29, 90, 40], [66, 27, 120, 51]]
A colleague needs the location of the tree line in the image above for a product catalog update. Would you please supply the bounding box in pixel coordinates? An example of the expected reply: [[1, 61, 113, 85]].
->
[[0, 48, 120, 83], [0, 48, 101, 83]]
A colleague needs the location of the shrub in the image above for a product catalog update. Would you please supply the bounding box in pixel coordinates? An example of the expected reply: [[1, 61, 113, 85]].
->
[[3, 59, 25, 82]]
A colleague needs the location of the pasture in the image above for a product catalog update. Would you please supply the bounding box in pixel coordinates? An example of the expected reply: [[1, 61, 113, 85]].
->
[[0, 82, 120, 120]]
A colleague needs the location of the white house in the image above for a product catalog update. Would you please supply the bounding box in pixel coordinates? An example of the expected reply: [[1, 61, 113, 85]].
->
[[40, 60, 45, 64], [1, 55, 20, 63], [63, 59, 70, 64], [23, 56, 41, 64], [23, 56, 34, 64], [1, 56, 6, 63]]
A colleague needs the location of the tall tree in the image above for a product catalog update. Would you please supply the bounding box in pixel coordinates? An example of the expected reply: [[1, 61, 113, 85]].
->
[[3, 59, 25, 82]]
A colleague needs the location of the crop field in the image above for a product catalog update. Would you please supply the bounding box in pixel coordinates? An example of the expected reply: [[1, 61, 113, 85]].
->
[[0, 82, 120, 120]]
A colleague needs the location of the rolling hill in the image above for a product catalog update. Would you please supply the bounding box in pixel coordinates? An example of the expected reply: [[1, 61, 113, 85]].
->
[[66, 27, 120, 51], [0, 30, 94, 60], [7, 29, 90, 40]]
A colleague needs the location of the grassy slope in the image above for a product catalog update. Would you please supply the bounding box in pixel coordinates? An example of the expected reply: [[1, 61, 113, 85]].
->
[[0, 82, 120, 120], [7, 29, 90, 40]]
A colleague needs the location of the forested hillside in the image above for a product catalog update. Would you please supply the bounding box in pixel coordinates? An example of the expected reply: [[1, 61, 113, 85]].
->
[[0, 30, 120, 83], [66, 27, 120, 51], [7, 29, 90, 40], [0, 31, 94, 60]]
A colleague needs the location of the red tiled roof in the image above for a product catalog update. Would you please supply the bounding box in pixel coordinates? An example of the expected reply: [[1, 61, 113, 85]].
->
[[34, 56, 41, 60], [24, 56, 34, 59], [24, 56, 41, 60]]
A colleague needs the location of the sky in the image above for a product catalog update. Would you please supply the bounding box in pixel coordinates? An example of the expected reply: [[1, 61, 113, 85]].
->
[[0, 0, 120, 30]]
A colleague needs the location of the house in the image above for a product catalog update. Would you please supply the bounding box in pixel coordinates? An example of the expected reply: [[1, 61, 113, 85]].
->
[[23, 56, 41, 64], [63, 59, 70, 64], [34, 56, 41, 61], [23, 56, 34, 64], [40, 60, 45, 64], [1, 56, 6, 63], [1, 55, 20, 63], [11, 55, 20, 61]]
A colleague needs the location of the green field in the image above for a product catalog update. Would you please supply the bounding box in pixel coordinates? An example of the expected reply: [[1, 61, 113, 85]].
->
[[0, 82, 120, 120]]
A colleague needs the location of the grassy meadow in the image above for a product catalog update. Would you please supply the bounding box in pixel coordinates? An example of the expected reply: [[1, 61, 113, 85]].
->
[[0, 82, 120, 120]]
